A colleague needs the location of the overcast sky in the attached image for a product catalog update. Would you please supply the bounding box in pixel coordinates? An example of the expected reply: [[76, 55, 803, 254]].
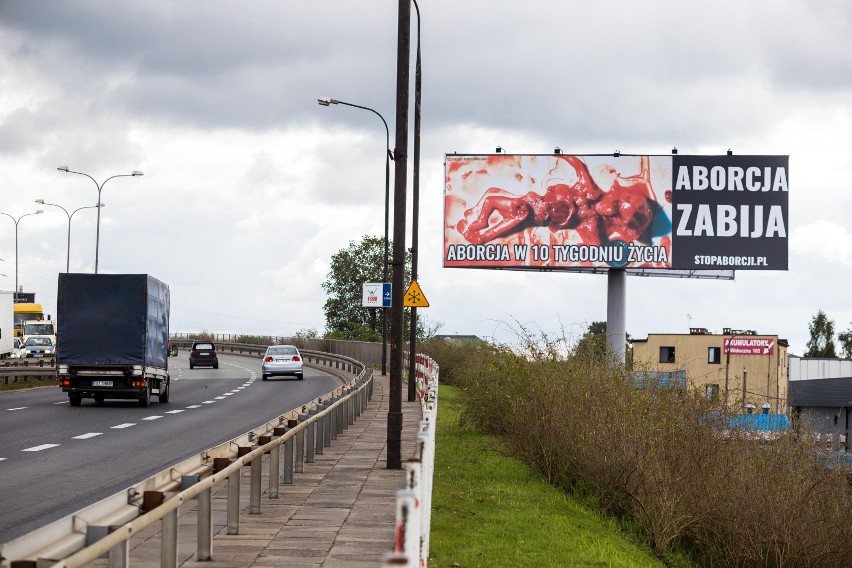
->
[[1, 0, 851, 355]]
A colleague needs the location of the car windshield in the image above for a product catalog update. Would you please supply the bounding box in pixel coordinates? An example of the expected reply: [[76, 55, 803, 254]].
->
[[268, 346, 297, 356], [26, 337, 52, 346], [24, 323, 54, 335]]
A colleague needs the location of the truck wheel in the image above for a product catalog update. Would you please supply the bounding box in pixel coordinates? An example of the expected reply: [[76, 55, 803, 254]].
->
[[69, 395, 82, 407], [159, 380, 170, 403], [139, 384, 151, 407]]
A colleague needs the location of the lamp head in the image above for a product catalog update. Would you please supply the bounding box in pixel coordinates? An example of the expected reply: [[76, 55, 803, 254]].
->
[[35, 210, 43, 214], [317, 97, 339, 106], [57, 166, 69, 172], [35, 199, 45, 204], [131, 170, 143, 177]]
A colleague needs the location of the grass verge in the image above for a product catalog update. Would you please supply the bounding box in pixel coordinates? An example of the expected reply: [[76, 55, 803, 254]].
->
[[429, 384, 667, 568], [0, 376, 56, 392]]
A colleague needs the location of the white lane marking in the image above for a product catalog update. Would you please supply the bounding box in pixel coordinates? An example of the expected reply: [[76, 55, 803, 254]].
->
[[0, 458, 6, 461], [224, 392, 234, 396], [185, 405, 201, 409], [55, 401, 69, 405], [73, 433, 103, 440], [165, 410, 185, 414], [202, 400, 215, 404], [215, 396, 226, 400], [7, 407, 27, 411], [111, 423, 136, 429], [22, 444, 60, 452], [142, 416, 163, 421]]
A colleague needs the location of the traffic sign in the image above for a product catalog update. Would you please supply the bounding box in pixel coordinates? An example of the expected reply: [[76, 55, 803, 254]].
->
[[362, 283, 392, 308], [403, 280, 430, 308]]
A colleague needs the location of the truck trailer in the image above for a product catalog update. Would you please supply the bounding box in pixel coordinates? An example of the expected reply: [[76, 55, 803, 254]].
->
[[0, 291, 13, 358], [57, 273, 171, 407]]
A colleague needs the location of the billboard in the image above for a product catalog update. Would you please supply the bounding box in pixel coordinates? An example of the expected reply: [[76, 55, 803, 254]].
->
[[724, 337, 775, 356], [444, 154, 788, 272]]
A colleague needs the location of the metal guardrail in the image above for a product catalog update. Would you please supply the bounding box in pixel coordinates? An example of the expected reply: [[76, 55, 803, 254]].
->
[[0, 359, 57, 384], [385, 353, 439, 567], [0, 350, 372, 568]]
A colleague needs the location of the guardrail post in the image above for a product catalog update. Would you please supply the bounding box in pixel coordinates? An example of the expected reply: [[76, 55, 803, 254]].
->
[[306, 407, 316, 463], [316, 402, 326, 454], [394, 489, 418, 561], [106, 525, 129, 568], [197, 486, 213, 561], [162, 506, 178, 568], [227, 469, 240, 534], [326, 396, 336, 444], [348, 389, 356, 426], [282, 419, 297, 484], [296, 411, 307, 473], [250, 451, 262, 514]]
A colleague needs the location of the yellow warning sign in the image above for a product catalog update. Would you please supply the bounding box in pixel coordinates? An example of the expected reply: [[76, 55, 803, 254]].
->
[[403, 280, 430, 308]]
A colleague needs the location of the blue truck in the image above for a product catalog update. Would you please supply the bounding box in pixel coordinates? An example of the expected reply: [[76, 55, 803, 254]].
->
[[57, 273, 171, 407]]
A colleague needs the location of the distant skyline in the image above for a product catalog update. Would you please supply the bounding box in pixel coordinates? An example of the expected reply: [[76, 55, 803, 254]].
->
[[3, 1, 852, 355]]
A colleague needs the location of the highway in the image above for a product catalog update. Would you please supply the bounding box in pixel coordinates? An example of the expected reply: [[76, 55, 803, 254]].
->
[[0, 351, 343, 544]]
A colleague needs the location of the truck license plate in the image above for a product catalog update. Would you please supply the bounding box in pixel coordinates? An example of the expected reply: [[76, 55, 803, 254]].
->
[[92, 380, 113, 387]]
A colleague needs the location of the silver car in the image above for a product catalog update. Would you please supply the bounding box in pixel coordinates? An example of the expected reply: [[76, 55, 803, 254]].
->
[[23, 336, 55, 358], [261, 345, 304, 380]]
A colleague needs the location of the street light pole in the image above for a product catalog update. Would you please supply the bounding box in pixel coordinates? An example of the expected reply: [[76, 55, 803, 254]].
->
[[317, 97, 392, 376], [35, 199, 103, 273], [0, 210, 44, 299], [57, 166, 143, 274]]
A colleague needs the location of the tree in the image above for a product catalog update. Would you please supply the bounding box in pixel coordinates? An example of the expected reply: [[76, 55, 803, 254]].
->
[[838, 327, 852, 358], [804, 309, 836, 357], [574, 321, 632, 361], [322, 235, 414, 341]]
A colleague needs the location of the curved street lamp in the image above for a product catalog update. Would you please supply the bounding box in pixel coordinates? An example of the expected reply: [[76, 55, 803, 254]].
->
[[318, 97, 392, 375], [0, 210, 44, 299], [35, 199, 104, 273], [57, 166, 143, 273]]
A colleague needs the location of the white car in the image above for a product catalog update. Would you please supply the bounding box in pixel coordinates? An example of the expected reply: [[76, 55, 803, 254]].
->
[[261, 345, 304, 380], [10, 337, 25, 358]]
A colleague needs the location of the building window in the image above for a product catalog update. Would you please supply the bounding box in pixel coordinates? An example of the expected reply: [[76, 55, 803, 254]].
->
[[706, 384, 720, 401], [659, 346, 675, 363], [708, 347, 721, 364]]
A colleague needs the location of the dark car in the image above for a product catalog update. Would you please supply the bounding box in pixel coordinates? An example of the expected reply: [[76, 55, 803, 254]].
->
[[189, 341, 218, 369]]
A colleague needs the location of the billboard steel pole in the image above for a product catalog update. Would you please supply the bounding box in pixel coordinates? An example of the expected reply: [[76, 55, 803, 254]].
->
[[388, 0, 411, 470], [606, 269, 626, 363]]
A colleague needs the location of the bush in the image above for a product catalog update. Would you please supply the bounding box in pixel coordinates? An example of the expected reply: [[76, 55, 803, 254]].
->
[[425, 326, 852, 567]]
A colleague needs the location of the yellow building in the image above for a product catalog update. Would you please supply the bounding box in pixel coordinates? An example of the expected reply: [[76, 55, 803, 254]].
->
[[632, 328, 789, 413]]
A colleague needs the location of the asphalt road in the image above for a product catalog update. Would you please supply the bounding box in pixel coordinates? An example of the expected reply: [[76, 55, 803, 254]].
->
[[0, 352, 344, 544]]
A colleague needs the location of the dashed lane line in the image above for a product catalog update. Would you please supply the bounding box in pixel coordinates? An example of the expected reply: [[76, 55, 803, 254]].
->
[[72, 433, 103, 440], [142, 416, 163, 421], [22, 444, 61, 452], [7, 407, 27, 411], [111, 423, 136, 429]]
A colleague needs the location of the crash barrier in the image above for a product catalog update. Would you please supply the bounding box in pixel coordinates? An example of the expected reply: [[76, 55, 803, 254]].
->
[[0, 351, 373, 568], [0, 359, 57, 385], [385, 353, 439, 567]]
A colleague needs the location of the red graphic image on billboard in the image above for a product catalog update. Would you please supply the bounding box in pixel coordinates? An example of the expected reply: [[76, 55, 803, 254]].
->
[[444, 154, 673, 270]]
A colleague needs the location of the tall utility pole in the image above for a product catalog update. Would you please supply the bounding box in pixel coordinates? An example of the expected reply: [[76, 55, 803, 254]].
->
[[388, 0, 411, 470], [408, 0, 422, 402]]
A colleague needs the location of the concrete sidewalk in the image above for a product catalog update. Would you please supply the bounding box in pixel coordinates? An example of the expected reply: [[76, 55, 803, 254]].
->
[[110, 373, 420, 567]]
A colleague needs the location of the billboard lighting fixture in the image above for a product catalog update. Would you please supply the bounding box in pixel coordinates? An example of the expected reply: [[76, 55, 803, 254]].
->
[[495, 146, 503, 153], [727, 149, 733, 155], [672, 147, 678, 155], [613, 150, 620, 157], [554, 147, 562, 154]]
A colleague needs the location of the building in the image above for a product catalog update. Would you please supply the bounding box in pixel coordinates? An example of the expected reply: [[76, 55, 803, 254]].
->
[[788, 356, 852, 448], [632, 328, 789, 413]]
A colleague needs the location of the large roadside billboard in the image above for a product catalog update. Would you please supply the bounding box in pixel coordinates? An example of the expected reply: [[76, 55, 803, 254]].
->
[[444, 154, 788, 272]]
